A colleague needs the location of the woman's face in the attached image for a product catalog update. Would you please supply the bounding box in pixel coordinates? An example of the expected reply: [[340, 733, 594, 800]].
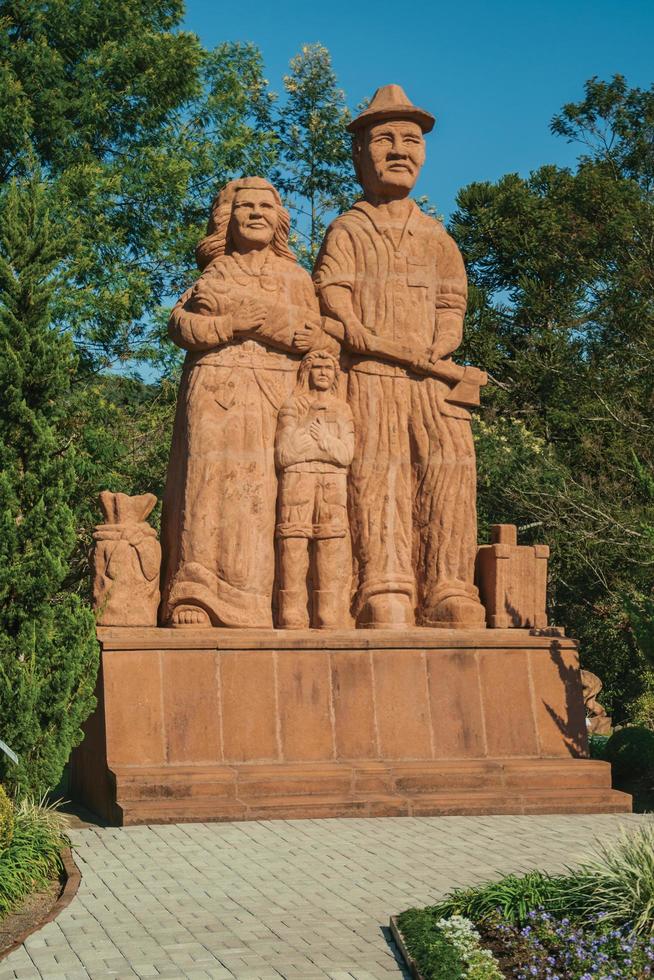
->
[[230, 188, 278, 252]]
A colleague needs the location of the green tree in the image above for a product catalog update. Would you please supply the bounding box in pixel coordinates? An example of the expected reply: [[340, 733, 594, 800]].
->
[[0, 172, 98, 795], [273, 42, 356, 267], [0, 4, 282, 600], [452, 75, 654, 717], [0, 2, 278, 368]]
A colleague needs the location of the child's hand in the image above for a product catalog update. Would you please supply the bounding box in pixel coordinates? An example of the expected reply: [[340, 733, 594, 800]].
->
[[309, 416, 330, 450], [296, 430, 315, 456]]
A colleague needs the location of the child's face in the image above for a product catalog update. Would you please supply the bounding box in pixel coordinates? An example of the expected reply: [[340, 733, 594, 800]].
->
[[309, 359, 336, 391]]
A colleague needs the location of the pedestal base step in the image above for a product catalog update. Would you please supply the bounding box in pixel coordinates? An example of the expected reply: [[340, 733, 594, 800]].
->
[[108, 760, 630, 825]]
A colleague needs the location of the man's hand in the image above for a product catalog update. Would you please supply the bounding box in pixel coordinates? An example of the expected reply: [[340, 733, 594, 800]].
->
[[410, 354, 433, 376], [232, 298, 267, 333], [343, 320, 370, 352], [426, 339, 454, 364], [293, 313, 323, 352]]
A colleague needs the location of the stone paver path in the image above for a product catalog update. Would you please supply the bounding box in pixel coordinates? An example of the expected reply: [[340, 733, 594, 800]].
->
[[0, 813, 651, 980]]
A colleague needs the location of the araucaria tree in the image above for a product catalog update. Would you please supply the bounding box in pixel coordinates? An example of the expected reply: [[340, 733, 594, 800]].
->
[[273, 43, 356, 267], [0, 174, 98, 795]]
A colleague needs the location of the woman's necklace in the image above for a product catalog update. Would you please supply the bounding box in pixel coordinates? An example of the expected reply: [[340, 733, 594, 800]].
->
[[231, 249, 278, 292], [231, 249, 272, 278]]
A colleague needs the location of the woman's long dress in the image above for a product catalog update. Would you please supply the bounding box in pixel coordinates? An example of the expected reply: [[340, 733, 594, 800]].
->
[[160, 252, 321, 628]]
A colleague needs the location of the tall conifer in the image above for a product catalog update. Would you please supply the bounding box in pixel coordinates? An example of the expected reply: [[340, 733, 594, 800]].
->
[[0, 173, 98, 795]]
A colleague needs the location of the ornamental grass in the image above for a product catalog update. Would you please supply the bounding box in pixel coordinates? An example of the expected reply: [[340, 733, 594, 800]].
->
[[0, 796, 68, 918]]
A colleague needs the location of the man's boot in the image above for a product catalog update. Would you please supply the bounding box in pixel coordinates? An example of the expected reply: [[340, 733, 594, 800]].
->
[[421, 582, 486, 629], [357, 592, 415, 629]]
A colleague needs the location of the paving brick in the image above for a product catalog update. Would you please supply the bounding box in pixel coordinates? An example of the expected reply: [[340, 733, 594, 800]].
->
[[1, 814, 651, 978]]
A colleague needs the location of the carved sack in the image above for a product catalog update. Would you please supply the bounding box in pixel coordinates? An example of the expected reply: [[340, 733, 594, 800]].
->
[[93, 491, 161, 626]]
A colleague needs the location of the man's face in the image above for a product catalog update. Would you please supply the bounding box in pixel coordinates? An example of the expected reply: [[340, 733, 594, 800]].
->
[[356, 120, 426, 199], [309, 358, 336, 391], [230, 188, 278, 251]]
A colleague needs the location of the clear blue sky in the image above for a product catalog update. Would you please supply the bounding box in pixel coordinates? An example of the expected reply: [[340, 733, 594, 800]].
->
[[183, 0, 653, 219]]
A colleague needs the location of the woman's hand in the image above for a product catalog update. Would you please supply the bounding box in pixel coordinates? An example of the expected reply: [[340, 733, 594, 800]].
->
[[232, 298, 268, 333]]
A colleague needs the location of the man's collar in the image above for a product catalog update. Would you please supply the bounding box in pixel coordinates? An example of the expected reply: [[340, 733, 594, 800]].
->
[[351, 198, 418, 239]]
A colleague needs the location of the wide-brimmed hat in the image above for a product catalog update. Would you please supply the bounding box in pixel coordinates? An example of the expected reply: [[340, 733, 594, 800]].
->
[[347, 84, 435, 134]]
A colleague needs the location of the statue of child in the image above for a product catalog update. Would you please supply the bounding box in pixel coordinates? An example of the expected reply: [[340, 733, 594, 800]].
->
[[274, 350, 354, 628]]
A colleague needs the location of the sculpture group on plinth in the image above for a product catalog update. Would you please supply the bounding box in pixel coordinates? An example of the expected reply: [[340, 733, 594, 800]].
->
[[82, 83, 631, 826]]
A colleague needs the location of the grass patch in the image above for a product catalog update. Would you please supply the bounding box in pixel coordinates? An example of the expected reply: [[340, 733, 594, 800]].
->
[[0, 798, 68, 919]]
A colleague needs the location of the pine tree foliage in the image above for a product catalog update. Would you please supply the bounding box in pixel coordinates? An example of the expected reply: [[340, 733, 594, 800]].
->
[[273, 43, 356, 267], [0, 172, 98, 795]]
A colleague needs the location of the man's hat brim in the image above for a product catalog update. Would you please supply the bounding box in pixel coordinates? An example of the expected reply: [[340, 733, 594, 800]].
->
[[347, 104, 435, 134]]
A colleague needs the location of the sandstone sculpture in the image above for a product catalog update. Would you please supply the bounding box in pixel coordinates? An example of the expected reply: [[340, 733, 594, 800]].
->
[[76, 85, 631, 827], [92, 491, 161, 626], [314, 84, 487, 629], [275, 350, 354, 629], [581, 670, 612, 735], [475, 524, 550, 628], [159, 177, 330, 629]]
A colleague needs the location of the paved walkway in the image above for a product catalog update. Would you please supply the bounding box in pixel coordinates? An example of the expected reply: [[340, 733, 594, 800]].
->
[[0, 813, 650, 980]]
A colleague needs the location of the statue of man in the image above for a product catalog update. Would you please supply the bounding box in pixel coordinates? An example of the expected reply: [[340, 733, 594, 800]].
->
[[314, 84, 486, 629]]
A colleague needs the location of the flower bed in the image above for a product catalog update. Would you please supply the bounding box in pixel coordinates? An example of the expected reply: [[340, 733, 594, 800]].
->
[[393, 826, 654, 979]]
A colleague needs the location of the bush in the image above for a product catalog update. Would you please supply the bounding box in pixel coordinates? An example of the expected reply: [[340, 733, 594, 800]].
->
[[0, 785, 13, 850], [0, 798, 67, 918], [605, 725, 654, 779], [629, 685, 654, 729], [577, 824, 654, 935], [589, 732, 611, 760]]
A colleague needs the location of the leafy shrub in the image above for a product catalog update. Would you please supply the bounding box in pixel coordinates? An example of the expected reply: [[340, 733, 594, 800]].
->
[[605, 725, 654, 778], [0, 785, 14, 850], [589, 732, 611, 760], [629, 685, 654, 729], [0, 797, 67, 918]]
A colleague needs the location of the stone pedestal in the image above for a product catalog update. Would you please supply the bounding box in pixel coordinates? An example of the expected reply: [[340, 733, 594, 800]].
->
[[70, 627, 630, 824]]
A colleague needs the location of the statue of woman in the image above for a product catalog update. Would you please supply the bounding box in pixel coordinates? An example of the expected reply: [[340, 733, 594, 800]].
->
[[160, 177, 327, 628]]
